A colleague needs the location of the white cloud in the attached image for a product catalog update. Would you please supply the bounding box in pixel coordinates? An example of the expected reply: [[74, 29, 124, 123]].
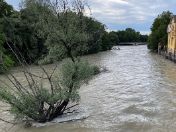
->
[[140, 31, 151, 35], [87, 0, 176, 31], [6, 0, 176, 32]]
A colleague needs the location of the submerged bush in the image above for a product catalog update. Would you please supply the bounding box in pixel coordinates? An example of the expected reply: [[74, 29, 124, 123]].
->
[[0, 60, 99, 123]]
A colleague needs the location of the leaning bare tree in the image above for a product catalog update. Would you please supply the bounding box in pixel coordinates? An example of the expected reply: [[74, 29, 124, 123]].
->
[[0, 0, 99, 124]]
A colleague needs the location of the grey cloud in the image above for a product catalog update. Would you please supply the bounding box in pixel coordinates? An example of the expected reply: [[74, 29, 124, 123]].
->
[[87, 0, 176, 33]]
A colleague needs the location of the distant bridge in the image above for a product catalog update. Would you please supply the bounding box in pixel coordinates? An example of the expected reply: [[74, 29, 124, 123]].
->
[[118, 42, 147, 46]]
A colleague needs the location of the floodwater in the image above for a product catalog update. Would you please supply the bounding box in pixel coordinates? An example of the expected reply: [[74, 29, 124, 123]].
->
[[1, 45, 176, 132]]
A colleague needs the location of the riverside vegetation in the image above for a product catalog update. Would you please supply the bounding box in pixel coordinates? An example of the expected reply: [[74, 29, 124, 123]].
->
[[0, 0, 148, 73], [0, 0, 101, 124], [0, 0, 148, 126], [0, 0, 110, 73], [148, 11, 172, 52]]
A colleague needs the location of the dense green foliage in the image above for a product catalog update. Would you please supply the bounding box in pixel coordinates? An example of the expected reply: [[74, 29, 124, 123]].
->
[[117, 28, 148, 43], [101, 28, 148, 48], [0, 0, 114, 68], [148, 11, 172, 51], [0, 0, 13, 17], [101, 31, 118, 50], [84, 17, 107, 54], [0, 0, 15, 73], [0, 0, 102, 123], [0, 0, 99, 123]]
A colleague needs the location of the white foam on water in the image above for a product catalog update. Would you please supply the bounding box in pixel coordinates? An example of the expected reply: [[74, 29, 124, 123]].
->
[[32, 107, 89, 128]]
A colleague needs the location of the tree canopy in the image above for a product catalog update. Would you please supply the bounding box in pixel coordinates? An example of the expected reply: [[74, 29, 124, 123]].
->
[[0, 0, 14, 17], [0, 0, 114, 72], [117, 28, 148, 43], [0, 0, 15, 73], [148, 11, 172, 51], [100, 28, 148, 48]]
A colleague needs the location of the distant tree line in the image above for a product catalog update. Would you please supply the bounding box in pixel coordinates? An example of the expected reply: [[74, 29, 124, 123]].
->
[[148, 11, 172, 51], [105, 28, 148, 46], [117, 28, 148, 43]]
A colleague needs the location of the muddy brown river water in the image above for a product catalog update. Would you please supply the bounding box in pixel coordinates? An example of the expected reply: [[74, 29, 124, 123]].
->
[[1, 45, 176, 132]]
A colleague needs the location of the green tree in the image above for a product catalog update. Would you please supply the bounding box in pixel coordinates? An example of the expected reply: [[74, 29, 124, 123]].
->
[[0, 0, 13, 17], [0, 1, 14, 73], [140, 34, 148, 42], [101, 31, 119, 51], [116, 28, 148, 43], [0, 0, 101, 124], [84, 17, 105, 54], [101, 32, 113, 51], [148, 11, 172, 51], [108, 31, 119, 45], [1, 0, 111, 66], [3, 3, 49, 64]]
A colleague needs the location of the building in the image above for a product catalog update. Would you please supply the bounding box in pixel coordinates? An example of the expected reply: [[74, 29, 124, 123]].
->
[[167, 15, 176, 60]]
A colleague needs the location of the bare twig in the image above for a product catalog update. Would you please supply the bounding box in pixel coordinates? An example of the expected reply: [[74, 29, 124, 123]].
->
[[65, 103, 79, 111], [40, 66, 54, 95], [25, 71, 48, 79], [49, 64, 58, 79], [0, 118, 16, 125]]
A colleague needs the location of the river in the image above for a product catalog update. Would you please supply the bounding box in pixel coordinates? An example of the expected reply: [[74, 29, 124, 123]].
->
[[1, 45, 176, 132]]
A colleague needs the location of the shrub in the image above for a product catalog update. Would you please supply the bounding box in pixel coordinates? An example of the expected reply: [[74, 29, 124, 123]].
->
[[0, 60, 99, 123]]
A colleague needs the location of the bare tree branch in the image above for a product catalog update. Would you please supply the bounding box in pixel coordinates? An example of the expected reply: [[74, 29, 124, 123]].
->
[[0, 117, 16, 125]]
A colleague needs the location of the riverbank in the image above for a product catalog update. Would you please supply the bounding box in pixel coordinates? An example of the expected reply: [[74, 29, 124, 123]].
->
[[158, 50, 176, 63]]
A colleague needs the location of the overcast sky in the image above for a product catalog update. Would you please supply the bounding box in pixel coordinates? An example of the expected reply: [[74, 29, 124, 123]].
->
[[6, 0, 176, 34]]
